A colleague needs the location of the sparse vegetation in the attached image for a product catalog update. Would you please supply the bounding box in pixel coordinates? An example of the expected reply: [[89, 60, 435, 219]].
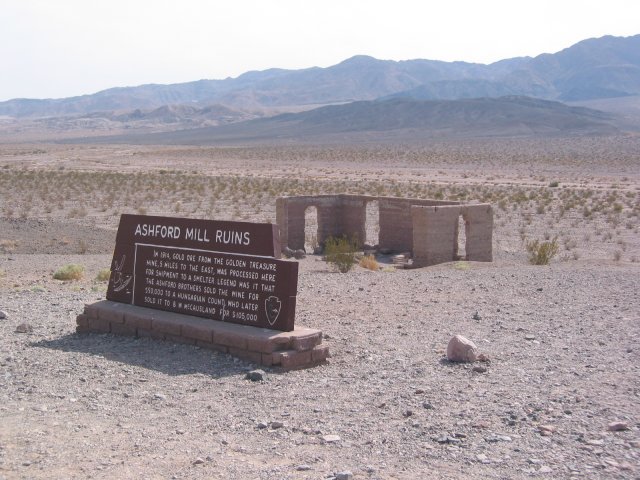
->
[[53, 264, 85, 281], [359, 254, 379, 271], [96, 269, 111, 282], [324, 235, 359, 273], [525, 237, 559, 265]]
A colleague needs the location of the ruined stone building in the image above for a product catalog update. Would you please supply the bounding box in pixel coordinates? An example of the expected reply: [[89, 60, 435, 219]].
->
[[276, 195, 493, 267]]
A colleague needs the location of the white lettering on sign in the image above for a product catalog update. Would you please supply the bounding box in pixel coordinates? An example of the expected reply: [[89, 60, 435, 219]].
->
[[134, 223, 181, 239], [215, 230, 250, 246]]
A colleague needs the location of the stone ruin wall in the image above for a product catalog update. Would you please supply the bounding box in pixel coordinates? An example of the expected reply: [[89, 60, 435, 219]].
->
[[276, 195, 493, 267]]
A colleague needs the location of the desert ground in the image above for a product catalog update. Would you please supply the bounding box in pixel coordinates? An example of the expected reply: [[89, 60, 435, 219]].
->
[[0, 136, 639, 479]]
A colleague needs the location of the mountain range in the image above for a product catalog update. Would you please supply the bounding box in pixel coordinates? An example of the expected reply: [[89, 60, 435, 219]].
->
[[1, 34, 639, 142]]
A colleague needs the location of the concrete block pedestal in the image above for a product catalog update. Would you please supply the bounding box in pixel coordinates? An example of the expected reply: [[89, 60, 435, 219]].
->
[[76, 300, 328, 369]]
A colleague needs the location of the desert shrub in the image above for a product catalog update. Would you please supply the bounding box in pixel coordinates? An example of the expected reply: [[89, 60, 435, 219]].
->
[[324, 235, 358, 273], [96, 268, 111, 282], [53, 264, 85, 281], [548, 181, 560, 188], [359, 254, 379, 271], [525, 237, 559, 265]]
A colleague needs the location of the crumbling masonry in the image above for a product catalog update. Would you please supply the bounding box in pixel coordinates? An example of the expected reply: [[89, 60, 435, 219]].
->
[[276, 195, 493, 267]]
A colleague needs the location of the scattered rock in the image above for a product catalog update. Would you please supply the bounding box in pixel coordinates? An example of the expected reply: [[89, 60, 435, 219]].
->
[[256, 421, 268, 429], [193, 457, 205, 465], [524, 334, 536, 341], [282, 247, 294, 258], [607, 421, 629, 432], [153, 393, 167, 401], [538, 425, 556, 436], [423, 402, 434, 410], [447, 335, 478, 362], [270, 421, 284, 429], [322, 434, 341, 443], [485, 434, 512, 443], [245, 369, 266, 382], [296, 464, 312, 471], [476, 453, 490, 463], [472, 311, 482, 320], [293, 249, 306, 259], [15, 323, 33, 333], [403, 410, 413, 417], [335, 471, 353, 480], [538, 465, 553, 474], [0, 310, 7, 320], [472, 365, 487, 373]]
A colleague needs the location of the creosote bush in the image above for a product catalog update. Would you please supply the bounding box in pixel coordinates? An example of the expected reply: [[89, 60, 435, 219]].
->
[[95, 268, 111, 282], [324, 235, 359, 273], [525, 237, 559, 265], [53, 264, 85, 281]]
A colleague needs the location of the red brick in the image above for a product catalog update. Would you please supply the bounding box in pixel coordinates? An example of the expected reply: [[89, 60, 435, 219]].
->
[[165, 334, 196, 346], [84, 303, 99, 320], [124, 311, 152, 330], [76, 314, 89, 327], [291, 332, 322, 352], [311, 345, 330, 363], [181, 323, 214, 342], [87, 317, 110, 333], [151, 318, 181, 336], [97, 304, 125, 323], [261, 353, 274, 367], [278, 350, 312, 369], [214, 330, 247, 350], [110, 322, 137, 337], [228, 348, 262, 364], [196, 340, 227, 353], [245, 333, 292, 354]]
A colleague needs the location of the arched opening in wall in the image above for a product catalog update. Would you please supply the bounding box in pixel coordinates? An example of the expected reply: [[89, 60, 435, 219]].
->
[[304, 206, 319, 254], [365, 200, 380, 248], [456, 214, 467, 260]]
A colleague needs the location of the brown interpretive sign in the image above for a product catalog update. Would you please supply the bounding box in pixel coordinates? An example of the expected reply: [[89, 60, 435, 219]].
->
[[106, 214, 298, 331]]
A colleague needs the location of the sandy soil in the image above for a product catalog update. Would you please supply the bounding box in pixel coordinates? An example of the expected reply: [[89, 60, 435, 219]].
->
[[0, 139, 639, 479]]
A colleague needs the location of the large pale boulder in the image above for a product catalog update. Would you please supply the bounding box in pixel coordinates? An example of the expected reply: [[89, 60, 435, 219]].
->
[[447, 335, 478, 362]]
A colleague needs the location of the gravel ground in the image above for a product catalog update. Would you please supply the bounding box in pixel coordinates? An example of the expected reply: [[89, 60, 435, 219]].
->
[[1, 253, 638, 479]]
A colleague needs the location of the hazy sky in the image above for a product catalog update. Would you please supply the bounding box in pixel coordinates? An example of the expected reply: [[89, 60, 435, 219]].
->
[[1, 0, 639, 101]]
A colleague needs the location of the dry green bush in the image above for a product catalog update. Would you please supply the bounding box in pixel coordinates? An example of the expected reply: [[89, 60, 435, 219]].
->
[[53, 264, 85, 281], [324, 235, 359, 273], [525, 237, 559, 265], [95, 269, 111, 282]]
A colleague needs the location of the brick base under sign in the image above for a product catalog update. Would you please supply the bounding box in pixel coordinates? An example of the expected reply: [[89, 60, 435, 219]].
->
[[76, 300, 329, 369]]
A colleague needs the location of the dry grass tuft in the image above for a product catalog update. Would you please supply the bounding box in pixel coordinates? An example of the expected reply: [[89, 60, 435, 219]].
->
[[359, 254, 379, 271]]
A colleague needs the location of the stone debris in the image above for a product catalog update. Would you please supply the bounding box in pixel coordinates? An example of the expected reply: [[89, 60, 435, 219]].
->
[[245, 369, 266, 382], [296, 464, 311, 471], [269, 421, 284, 429], [14, 323, 32, 333], [607, 421, 629, 432], [293, 249, 306, 259], [538, 425, 556, 436], [0, 310, 7, 320], [322, 434, 341, 443], [472, 365, 487, 373], [193, 457, 205, 465], [446, 335, 478, 362], [335, 471, 353, 480]]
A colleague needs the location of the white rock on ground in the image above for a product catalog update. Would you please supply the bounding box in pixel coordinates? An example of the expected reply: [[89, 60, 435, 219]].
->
[[447, 334, 479, 362]]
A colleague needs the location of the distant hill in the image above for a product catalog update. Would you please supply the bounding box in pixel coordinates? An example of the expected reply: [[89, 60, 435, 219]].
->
[[65, 96, 621, 145], [1, 34, 639, 120]]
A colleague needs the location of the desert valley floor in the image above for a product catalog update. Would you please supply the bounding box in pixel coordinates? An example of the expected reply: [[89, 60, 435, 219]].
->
[[0, 137, 639, 479]]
